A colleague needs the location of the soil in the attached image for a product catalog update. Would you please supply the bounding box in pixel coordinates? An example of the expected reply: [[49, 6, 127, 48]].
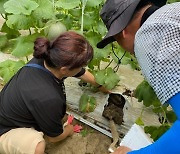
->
[[45, 119, 112, 154], [102, 93, 125, 125]]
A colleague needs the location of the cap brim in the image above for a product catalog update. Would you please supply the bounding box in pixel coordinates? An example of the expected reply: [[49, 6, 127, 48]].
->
[[97, 0, 141, 49]]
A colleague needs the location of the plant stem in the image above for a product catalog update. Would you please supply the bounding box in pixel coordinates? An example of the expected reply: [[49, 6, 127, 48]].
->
[[161, 106, 168, 125], [29, 29, 32, 35], [81, 0, 87, 33], [140, 107, 145, 118], [1, 14, 5, 19], [105, 59, 113, 69], [26, 56, 29, 62]]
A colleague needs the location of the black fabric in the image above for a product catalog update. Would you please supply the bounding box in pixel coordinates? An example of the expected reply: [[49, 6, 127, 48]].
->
[[0, 58, 85, 137], [97, 0, 141, 49], [140, 5, 160, 26], [73, 68, 85, 77]]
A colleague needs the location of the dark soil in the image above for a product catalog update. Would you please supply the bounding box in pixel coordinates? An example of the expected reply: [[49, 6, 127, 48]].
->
[[102, 93, 125, 125]]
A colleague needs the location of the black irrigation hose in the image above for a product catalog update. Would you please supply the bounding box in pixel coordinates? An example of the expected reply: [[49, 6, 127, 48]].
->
[[111, 44, 126, 72]]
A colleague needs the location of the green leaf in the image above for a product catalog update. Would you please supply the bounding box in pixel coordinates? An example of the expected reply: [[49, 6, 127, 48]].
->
[[1, 22, 20, 39], [80, 13, 95, 29], [96, 21, 107, 36], [79, 94, 97, 113], [134, 80, 161, 107], [6, 14, 33, 30], [12, 33, 41, 57], [166, 110, 177, 123], [144, 125, 170, 141], [55, 0, 80, 9], [69, 8, 81, 17], [85, 31, 101, 46], [0, 60, 25, 83], [135, 117, 144, 126], [1, 39, 16, 54], [0, 35, 8, 49], [32, 0, 55, 20], [94, 67, 120, 90], [93, 48, 110, 61], [0, 0, 7, 13], [86, 0, 103, 7], [88, 58, 100, 69], [4, 0, 39, 15], [104, 67, 120, 90], [94, 69, 106, 85]]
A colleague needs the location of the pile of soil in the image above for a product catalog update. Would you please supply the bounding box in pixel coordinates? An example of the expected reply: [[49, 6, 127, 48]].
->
[[102, 93, 125, 125]]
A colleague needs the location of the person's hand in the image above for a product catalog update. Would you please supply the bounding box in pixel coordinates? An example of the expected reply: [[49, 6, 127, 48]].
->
[[64, 124, 74, 136], [111, 146, 132, 154]]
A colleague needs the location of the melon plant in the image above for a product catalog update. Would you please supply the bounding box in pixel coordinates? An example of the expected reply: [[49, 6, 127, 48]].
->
[[79, 93, 96, 113]]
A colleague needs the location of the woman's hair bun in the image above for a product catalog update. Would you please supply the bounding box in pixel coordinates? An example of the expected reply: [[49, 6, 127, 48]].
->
[[33, 37, 50, 59]]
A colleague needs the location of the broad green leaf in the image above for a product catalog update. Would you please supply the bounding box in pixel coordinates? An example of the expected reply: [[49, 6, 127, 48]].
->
[[1, 39, 16, 54], [85, 31, 101, 46], [96, 21, 107, 36], [144, 125, 170, 141], [4, 0, 39, 15], [86, 0, 103, 7], [166, 110, 177, 123], [79, 94, 96, 113], [12, 33, 41, 57], [0, 35, 8, 49], [1, 22, 20, 39], [94, 47, 110, 60], [135, 117, 144, 126], [55, 0, 80, 9], [32, 0, 55, 20], [69, 8, 81, 17], [104, 67, 120, 89], [80, 13, 95, 29], [0, 60, 25, 83], [6, 14, 33, 30], [94, 69, 106, 85], [94, 67, 120, 90], [134, 80, 161, 107], [0, 0, 7, 13], [88, 58, 101, 69]]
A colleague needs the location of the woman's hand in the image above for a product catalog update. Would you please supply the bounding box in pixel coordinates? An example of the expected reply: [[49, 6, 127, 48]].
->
[[112, 146, 132, 154], [64, 124, 74, 136]]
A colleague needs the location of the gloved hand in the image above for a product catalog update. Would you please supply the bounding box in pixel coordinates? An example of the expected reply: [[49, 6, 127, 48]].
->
[[67, 115, 74, 124], [73, 124, 83, 133], [64, 115, 83, 133]]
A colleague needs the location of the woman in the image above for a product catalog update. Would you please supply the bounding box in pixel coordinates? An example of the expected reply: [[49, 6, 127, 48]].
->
[[0, 31, 105, 154]]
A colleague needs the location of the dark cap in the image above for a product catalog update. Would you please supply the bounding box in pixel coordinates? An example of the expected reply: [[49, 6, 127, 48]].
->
[[97, 0, 141, 49]]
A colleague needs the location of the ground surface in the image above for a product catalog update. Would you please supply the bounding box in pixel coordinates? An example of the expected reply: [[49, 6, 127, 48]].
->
[[45, 121, 112, 154]]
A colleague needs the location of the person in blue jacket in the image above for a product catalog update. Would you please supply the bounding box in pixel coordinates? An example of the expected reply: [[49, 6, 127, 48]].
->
[[97, 0, 180, 153]]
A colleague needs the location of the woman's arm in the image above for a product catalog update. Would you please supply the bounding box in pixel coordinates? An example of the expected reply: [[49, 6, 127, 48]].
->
[[46, 124, 74, 143]]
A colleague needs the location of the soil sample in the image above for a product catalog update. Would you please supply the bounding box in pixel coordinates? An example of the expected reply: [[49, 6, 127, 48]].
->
[[102, 93, 125, 125]]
